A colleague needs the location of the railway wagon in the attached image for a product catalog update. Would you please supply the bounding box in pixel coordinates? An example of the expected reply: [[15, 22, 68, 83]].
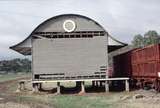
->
[[10, 14, 126, 92], [113, 44, 160, 91]]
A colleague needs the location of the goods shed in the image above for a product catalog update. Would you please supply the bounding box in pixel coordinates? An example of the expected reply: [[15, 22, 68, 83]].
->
[[10, 14, 128, 93]]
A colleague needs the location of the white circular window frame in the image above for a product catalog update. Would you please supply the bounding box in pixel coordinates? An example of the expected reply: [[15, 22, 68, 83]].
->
[[63, 20, 76, 32]]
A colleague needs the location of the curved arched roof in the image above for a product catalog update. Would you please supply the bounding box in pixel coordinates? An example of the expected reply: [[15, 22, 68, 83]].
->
[[10, 14, 127, 55], [31, 14, 106, 33]]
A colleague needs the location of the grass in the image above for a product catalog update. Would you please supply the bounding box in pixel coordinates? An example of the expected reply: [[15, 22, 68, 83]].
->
[[0, 73, 31, 82], [13, 92, 160, 108], [52, 95, 112, 108], [15, 93, 126, 108]]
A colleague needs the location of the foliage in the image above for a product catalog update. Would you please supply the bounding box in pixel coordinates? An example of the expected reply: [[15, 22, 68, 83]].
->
[[132, 30, 160, 48], [131, 34, 144, 48], [0, 58, 31, 73]]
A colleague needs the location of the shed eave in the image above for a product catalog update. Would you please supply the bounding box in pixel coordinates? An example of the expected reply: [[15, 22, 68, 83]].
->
[[9, 35, 127, 55], [10, 46, 31, 56]]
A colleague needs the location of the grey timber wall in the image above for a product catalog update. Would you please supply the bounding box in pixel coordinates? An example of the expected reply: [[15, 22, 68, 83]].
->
[[31, 14, 108, 80], [33, 36, 107, 80]]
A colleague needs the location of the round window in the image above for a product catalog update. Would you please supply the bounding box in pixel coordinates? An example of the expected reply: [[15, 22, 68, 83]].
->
[[63, 20, 76, 32]]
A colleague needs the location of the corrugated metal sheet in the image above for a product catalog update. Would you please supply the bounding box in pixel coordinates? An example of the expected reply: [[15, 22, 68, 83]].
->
[[131, 44, 160, 64], [131, 44, 160, 78]]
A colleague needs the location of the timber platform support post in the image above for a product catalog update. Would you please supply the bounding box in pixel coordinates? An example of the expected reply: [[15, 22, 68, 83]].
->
[[32, 83, 39, 93], [82, 81, 85, 93], [125, 80, 129, 92], [21, 82, 25, 90], [57, 82, 61, 94], [79, 81, 85, 94], [38, 83, 42, 91], [95, 81, 99, 87], [16, 83, 21, 92], [105, 80, 109, 92]]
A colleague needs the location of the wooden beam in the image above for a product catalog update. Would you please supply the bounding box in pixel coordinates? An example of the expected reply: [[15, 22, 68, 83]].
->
[[125, 80, 129, 92], [32, 78, 129, 83]]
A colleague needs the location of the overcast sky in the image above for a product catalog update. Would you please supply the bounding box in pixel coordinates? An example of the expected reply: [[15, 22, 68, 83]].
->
[[0, 0, 160, 60]]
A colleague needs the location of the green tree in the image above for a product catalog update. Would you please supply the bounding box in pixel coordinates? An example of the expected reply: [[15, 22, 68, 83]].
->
[[132, 34, 144, 48], [132, 30, 160, 48], [0, 58, 31, 73], [144, 30, 160, 46]]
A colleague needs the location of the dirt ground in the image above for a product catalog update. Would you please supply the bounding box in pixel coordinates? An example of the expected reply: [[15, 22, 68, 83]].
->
[[0, 77, 160, 108]]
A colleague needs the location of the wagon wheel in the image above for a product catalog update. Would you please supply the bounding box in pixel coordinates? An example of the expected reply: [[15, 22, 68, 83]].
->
[[157, 79, 160, 92], [154, 79, 160, 92], [138, 79, 145, 89], [131, 79, 138, 88], [154, 79, 157, 91], [136, 80, 141, 89]]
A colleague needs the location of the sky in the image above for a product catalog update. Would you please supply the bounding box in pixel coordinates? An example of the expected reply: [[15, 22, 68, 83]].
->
[[0, 0, 160, 60]]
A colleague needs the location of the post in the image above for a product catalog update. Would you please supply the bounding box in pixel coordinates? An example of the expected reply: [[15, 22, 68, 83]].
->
[[125, 80, 129, 92], [105, 81, 109, 92], [16, 81, 25, 92], [38, 83, 42, 91], [21, 82, 25, 90], [80, 81, 85, 93], [96, 81, 99, 87], [32, 83, 39, 93], [57, 82, 61, 94], [16, 82, 21, 92]]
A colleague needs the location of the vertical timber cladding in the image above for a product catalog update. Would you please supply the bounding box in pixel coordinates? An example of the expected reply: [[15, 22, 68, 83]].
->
[[32, 15, 108, 80]]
